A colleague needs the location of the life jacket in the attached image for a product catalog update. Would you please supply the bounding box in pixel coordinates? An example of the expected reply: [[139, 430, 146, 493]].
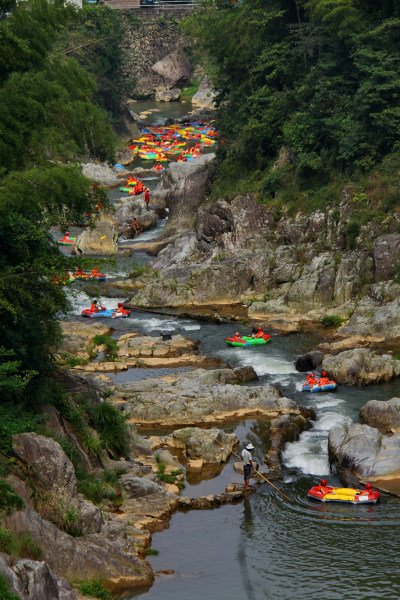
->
[[318, 486, 328, 494], [92, 269, 98, 276], [91, 303, 99, 313], [308, 377, 317, 386], [318, 377, 329, 386]]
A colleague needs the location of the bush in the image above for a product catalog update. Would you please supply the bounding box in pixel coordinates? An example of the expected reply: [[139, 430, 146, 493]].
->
[[0, 403, 43, 456], [93, 402, 129, 457], [77, 578, 112, 599], [0, 574, 20, 600], [77, 468, 124, 506], [0, 480, 24, 515], [321, 315, 344, 328], [87, 334, 118, 360], [0, 528, 42, 560]]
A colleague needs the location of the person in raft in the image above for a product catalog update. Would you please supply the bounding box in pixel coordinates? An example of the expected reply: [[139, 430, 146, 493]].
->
[[241, 443, 254, 490], [317, 371, 329, 386], [144, 189, 150, 211], [115, 302, 125, 314], [357, 483, 373, 495], [64, 231, 71, 241], [232, 332, 241, 341], [252, 326, 264, 338], [90, 300, 105, 313], [318, 479, 329, 494], [306, 373, 317, 386], [91, 267, 99, 277], [75, 266, 84, 276]]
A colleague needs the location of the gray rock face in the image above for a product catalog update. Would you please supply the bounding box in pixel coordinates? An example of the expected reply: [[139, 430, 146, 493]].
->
[[295, 351, 324, 372], [13, 560, 76, 600], [81, 162, 120, 187], [115, 368, 312, 427], [155, 88, 181, 102], [360, 398, 400, 435], [12, 433, 104, 535], [151, 153, 216, 239], [151, 51, 191, 88], [322, 348, 400, 385], [191, 76, 216, 109], [0, 554, 26, 599], [170, 428, 238, 464], [3, 507, 151, 587], [13, 433, 78, 498], [120, 475, 165, 499], [74, 220, 118, 256], [373, 233, 400, 280], [329, 423, 400, 492]]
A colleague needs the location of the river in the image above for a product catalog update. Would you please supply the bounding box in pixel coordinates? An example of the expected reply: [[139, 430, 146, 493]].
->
[[68, 101, 400, 600]]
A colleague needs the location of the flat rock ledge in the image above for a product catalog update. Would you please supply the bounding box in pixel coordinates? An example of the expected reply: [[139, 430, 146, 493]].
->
[[329, 423, 400, 496], [113, 368, 310, 429]]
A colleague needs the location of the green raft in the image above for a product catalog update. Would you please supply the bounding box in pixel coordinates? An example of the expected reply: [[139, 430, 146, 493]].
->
[[225, 334, 272, 347]]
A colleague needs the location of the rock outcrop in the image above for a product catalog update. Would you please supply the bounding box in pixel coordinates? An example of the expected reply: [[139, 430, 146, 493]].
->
[[0, 555, 77, 600], [155, 88, 181, 102], [191, 76, 216, 109], [152, 154, 216, 238], [329, 423, 400, 495], [167, 427, 238, 469], [81, 163, 120, 187], [74, 220, 118, 256], [360, 398, 400, 435], [151, 51, 191, 89], [321, 348, 400, 385], [113, 368, 313, 428]]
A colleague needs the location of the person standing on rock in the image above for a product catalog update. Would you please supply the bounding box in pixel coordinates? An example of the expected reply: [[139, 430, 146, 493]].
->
[[241, 443, 254, 489], [144, 188, 150, 211]]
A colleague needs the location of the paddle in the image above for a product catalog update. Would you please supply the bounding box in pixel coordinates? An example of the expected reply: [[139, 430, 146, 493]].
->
[[222, 446, 292, 502]]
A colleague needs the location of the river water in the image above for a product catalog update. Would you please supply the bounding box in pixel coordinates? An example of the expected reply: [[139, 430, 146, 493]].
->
[[67, 101, 400, 600]]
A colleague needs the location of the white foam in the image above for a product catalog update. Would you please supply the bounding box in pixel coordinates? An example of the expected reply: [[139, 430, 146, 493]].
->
[[66, 289, 127, 316], [282, 432, 330, 475], [237, 352, 297, 376], [182, 324, 201, 331]]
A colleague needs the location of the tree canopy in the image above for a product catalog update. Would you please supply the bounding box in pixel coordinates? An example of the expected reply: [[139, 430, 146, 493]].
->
[[183, 0, 400, 192]]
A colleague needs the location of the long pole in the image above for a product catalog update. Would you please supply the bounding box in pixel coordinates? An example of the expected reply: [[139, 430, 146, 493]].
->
[[224, 447, 292, 502]]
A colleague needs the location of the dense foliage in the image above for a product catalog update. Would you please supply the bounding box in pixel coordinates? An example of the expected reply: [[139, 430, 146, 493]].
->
[[183, 0, 400, 199], [0, 0, 117, 402]]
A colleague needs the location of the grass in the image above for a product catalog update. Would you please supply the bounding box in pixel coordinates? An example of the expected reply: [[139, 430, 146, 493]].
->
[[0, 574, 20, 600], [0, 403, 44, 456], [77, 578, 112, 599], [321, 315, 344, 328], [145, 548, 159, 556], [180, 79, 200, 101], [61, 354, 88, 368], [156, 461, 185, 489], [0, 479, 24, 515], [87, 334, 118, 360], [92, 401, 129, 457], [76, 467, 125, 506], [0, 528, 42, 561]]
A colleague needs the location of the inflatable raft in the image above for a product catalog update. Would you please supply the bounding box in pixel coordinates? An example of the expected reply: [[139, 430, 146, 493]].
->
[[302, 381, 337, 392], [226, 334, 271, 347], [81, 308, 130, 319], [74, 273, 106, 282], [308, 485, 380, 505], [57, 237, 75, 246]]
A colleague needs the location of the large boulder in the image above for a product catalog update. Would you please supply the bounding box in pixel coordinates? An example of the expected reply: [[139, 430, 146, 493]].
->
[[74, 221, 118, 256], [155, 88, 181, 102], [329, 423, 400, 494], [321, 348, 400, 385], [360, 398, 400, 435], [12, 433, 104, 535], [81, 163, 119, 187], [169, 427, 238, 466], [295, 351, 324, 372], [191, 76, 216, 109], [373, 233, 400, 280], [152, 153, 216, 239], [151, 51, 191, 88], [12, 560, 76, 600]]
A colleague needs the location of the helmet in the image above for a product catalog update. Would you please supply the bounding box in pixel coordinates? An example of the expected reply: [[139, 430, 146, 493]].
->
[[235, 332, 239, 336], [65, 231, 69, 235], [320, 479, 327, 486], [118, 303, 122, 307], [311, 373, 315, 377], [321, 371, 327, 377], [365, 483, 372, 490], [258, 327, 262, 331]]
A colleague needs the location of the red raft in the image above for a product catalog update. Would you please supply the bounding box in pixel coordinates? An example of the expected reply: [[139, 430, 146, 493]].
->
[[307, 485, 380, 505]]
